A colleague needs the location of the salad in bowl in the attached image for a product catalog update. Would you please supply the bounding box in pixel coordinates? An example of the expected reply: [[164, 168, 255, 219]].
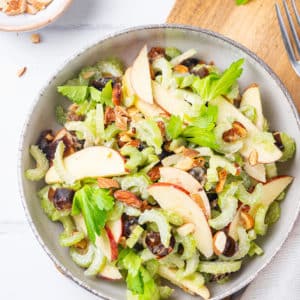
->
[[25, 44, 295, 299]]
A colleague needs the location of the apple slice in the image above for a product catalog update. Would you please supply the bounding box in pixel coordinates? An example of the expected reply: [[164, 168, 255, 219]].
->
[[135, 97, 166, 118], [159, 167, 211, 218], [98, 263, 122, 280], [152, 81, 192, 118], [244, 162, 267, 183], [211, 96, 282, 163], [45, 146, 127, 184], [240, 84, 264, 130], [158, 265, 210, 299], [130, 45, 153, 104], [228, 206, 244, 241], [106, 219, 122, 244], [123, 67, 136, 98], [260, 176, 293, 207], [148, 183, 213, 258], [159, 167, 201, 193]]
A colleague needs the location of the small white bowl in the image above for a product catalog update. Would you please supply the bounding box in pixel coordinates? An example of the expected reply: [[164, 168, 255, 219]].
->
[[0, 0, 73, 32]]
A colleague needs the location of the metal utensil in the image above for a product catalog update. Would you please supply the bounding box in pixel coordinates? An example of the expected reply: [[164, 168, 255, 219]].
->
[[276, 0, 300, 76]]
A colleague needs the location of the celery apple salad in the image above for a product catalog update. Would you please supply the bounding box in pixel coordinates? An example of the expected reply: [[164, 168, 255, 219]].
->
[[25, 45, 295, 299]]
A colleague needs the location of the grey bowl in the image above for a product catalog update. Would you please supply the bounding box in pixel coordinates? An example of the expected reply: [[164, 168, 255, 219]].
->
[[18, 24, 300, 300]]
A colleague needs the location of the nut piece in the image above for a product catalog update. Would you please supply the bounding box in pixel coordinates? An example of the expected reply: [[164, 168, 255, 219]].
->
[[112, 82, 122, 106], [4, 0, 26, 15], [182, 148, 200, 159], [97, 177, 120, 189], [213, 231, 237, 257], [248, 149, 258, 166], [148, 47, 165, 61], [239, 211, 254, 230], [31, 33, 40, 44], [147, 165, 161, 182], [26, 3, 38, 14], [17, 66, 27, 77], [104, 106, 115, 125], [223, 121, 247, 143], [114, 106, 129, 131], [215, 169, 227, 193], [173, 64, 189, 74], [114, 190, 143, 208], [174, 156, 194, 171]]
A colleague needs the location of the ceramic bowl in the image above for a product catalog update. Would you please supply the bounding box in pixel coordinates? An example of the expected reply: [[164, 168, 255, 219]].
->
[[0, 0, 73, 32], [18, 25, 300, 300]]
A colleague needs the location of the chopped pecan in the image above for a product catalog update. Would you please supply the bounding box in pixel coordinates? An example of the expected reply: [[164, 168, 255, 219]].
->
[[157, 121, 166, 138], [67, 104, 84, 122], [114, 106, 129, 131], [74, 238, 88, 250], [147, 165, 161, 182], [192, 157, 206, 168], [223, 121, 247, 143], [182, 148, 200, 158], [112, 82, 122, 106], [114, 190, 143, 208], [248, 149, 258, 166], [148, 47, 165, 61], [4, 0, 26, 15], [127, 139, 141, 148], [31, 33, 40, 43], [104, 106, 116, 125], [97, 177, 120, 189], [173, 64, 189, 74], [239, 211, 254, 230], [215, 169, 227, 193]]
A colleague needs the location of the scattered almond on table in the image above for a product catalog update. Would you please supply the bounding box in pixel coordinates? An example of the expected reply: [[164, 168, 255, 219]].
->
[[17, 66, 27, 77], [0, 0, 53, 16], [31, 33, 40, 43]]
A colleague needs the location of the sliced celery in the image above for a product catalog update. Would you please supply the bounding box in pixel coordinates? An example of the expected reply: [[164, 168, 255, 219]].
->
[[198, 260, 242, 274]]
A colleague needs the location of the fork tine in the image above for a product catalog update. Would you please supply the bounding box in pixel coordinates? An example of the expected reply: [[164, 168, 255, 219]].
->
[[275, 3, 297, 63], [283, 0, 300, 55], [291, 0, 300, 26]]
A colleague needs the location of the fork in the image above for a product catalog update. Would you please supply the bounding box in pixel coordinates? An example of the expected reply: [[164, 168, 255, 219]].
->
[[276, 0, 300, 76]]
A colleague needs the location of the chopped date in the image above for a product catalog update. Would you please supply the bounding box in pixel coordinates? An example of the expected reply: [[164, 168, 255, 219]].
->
[[181, 58, 199, 69], [53, 188, 74, 210], [91, 77, 119, 91], [145, 232, 175, 258]]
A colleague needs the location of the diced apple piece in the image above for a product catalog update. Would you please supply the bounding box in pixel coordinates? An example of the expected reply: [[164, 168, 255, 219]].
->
[[244, 162, 267, 183], [211, 96, 282, 163], [159, 167, 201, 193], [45, 146, 127, 184], [240, 84, 264, 130], [152, 81, 192, 118], [98, 263, 122, 280], [106, 219, 122, 243], [158, 265, 210, 299], [260, 176, 293, 207], [130, 45, 153, 104], [148, 183, 213, 258]]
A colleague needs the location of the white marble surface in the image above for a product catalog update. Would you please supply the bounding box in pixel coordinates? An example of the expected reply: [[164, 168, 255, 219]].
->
[[0, 1, 174, 299]]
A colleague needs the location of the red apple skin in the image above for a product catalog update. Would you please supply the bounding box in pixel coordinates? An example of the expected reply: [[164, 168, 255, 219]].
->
[[148, 182, 190, 195], [106, 219, 123, 244], [105, 226, 119, 261]]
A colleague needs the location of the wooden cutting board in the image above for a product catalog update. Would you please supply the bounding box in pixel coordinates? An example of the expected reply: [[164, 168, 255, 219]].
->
[[167, 0, 300, 111]]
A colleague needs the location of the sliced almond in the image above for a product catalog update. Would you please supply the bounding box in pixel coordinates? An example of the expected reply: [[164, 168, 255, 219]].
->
[[26, 3, 38, 14], [248, 149, 258, 166], [174, 156, 194, 171], [17, 66, 27, 77], [113, 190, 143, 208], [223, 121, 247, 143], [213, 231, 237, 257], [182, 148, 199, 159], [31, 33, 40, 44]]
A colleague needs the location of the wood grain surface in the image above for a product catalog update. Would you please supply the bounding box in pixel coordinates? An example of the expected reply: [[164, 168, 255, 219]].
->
[[167, 0, 300, 111]]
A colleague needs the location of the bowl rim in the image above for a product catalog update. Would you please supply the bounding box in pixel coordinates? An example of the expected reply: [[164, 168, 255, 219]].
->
[[0, 0, 73, 32], [18, 24, 300, 300]]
